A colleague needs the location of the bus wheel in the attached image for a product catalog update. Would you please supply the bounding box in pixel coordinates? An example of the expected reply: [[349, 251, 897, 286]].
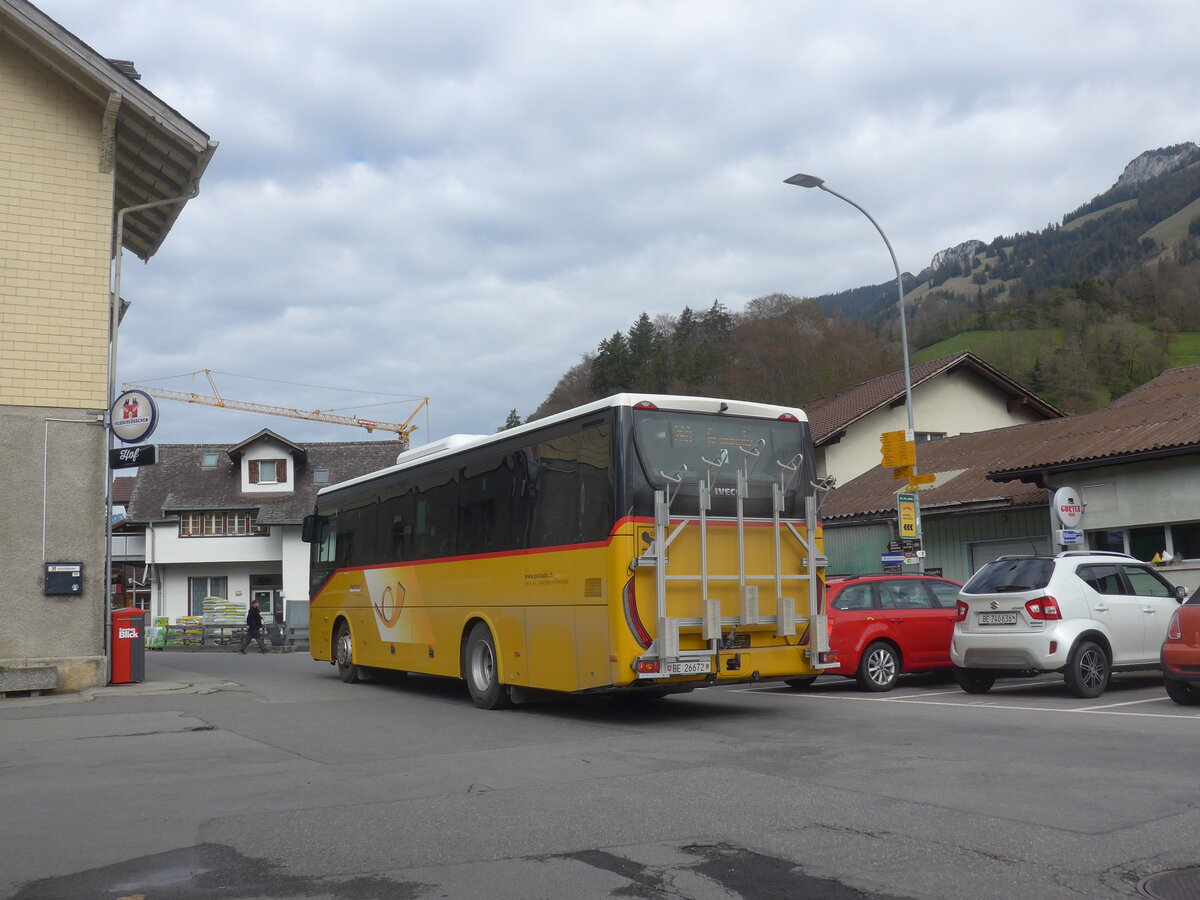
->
[[334, 622, 361, 684], [464, 622, 512, 710]]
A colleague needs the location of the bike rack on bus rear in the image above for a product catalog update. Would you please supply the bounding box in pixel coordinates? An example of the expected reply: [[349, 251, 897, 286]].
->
[[631, 451, 833, 678]]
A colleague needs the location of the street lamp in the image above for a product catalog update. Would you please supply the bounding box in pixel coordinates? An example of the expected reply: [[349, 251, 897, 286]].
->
[[784, 173, 915, 435], [785, 173, 923, 554]]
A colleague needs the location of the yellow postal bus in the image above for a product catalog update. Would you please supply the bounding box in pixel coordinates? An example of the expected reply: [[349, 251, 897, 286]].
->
[[303, 394, 832, 708]]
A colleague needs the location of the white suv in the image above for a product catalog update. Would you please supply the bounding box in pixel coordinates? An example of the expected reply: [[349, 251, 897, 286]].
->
[[951, 551, 1187, 698]]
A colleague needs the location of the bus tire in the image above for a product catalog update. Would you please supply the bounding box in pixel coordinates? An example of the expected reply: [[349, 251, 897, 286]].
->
[[464, 622, 512, 710], [334, 622, 361, 684]]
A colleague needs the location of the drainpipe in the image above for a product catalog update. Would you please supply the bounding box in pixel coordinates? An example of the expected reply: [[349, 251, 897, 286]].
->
[[103, 186, 201, 675]]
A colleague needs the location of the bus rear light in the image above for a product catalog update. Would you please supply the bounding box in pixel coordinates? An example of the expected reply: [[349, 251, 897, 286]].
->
[[636, 659, 661, 674], [623, 577, 652, 649], [818, 651, 837, 665], [777, 413, 800, 422], [633, 401, 658, 410]]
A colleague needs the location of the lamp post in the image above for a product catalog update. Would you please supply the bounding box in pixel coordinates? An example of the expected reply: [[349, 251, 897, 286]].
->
[[784, 173, 915, 435], [785, 173, 923, 552]]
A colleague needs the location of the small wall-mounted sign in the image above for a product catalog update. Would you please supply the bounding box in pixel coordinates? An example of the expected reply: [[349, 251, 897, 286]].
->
[[44, 563, 83, 596], [109, 444, 157, 468]]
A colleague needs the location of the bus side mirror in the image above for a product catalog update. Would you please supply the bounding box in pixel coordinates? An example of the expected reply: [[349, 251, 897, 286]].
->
[[302, 514, 327, 544]]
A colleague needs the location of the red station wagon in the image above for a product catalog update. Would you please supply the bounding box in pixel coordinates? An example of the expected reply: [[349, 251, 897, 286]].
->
[[788, 573, 962, 692]]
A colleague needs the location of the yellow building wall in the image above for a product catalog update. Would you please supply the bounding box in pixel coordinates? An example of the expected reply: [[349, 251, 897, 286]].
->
[[0, 33, 114, 409]]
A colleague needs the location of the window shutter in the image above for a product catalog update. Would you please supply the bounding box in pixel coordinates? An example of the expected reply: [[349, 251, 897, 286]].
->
[[279, 459, 288, 482], [249, 460, 259, 483]]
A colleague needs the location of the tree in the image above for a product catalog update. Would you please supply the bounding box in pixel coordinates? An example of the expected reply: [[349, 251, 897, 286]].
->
[[497, 409, 523, 431]]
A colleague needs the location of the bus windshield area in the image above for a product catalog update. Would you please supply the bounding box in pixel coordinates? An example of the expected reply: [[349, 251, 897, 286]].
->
[[631, 408, 813, 496]]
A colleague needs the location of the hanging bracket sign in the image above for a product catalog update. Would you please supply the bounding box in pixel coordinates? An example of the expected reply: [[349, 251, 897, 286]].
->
[[109, 389, 159, 444]]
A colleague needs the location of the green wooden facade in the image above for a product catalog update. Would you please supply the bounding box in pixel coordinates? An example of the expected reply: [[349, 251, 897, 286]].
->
[[823, 506, 1051, 584]]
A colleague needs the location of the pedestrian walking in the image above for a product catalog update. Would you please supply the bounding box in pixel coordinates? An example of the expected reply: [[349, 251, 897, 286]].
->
[[238, 600, 268, 654]]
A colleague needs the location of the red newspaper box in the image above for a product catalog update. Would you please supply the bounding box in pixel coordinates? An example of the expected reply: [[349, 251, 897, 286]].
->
[[110, 607, 146, 684]]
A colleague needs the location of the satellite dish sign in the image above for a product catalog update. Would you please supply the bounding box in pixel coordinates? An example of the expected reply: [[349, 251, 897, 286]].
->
[[1053, 486, 1083, 528], [109, 389, 159, 444]]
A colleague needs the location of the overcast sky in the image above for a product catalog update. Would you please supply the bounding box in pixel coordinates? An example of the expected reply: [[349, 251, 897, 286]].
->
[[40, 0, 1200, 449]]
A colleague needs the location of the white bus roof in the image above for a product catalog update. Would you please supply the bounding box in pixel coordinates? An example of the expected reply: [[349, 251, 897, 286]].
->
[[318, 393, 807, 497]]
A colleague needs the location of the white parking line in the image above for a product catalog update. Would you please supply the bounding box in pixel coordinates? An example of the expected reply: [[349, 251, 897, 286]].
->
[[1076, 696, 1168, 710], [736, 687, 1200, 719]]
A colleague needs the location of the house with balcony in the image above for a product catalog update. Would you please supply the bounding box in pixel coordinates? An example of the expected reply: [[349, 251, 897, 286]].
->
[[124, 430, 399, 628]]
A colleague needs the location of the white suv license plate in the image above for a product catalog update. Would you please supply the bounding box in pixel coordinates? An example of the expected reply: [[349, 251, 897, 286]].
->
[[978, 612, 1018, 625], [664, 659, 712, 675]]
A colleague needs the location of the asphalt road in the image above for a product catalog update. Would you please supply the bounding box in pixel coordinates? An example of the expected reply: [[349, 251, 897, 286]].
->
[[2, 652, 1198, 900]]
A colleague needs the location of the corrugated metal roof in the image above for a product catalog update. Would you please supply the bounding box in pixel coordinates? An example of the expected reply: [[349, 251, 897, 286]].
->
[[988, 363, 1200, 478], [821, 364, 1200, 521]]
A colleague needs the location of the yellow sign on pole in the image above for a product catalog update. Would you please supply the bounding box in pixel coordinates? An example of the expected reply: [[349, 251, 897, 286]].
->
[[906, 473, 936, 488], [880, 430, 916, 468], [898, 492, 919, 539]]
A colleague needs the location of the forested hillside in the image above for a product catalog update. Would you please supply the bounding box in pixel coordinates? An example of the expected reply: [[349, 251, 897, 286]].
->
[[523, 144, 1200, 425]]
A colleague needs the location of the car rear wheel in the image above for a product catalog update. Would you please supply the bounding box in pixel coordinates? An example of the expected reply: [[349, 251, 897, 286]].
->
[[953, 666, 995, 693], [1064, 640, 1109, 699], [1164, 677, 1200, 705], [856, 642, 899, 692]]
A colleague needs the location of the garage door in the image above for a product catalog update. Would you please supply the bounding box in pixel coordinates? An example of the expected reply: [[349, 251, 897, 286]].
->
[[969, 536, 1052, 574]]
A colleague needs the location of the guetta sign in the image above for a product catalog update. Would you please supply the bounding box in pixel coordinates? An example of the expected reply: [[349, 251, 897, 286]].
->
[[109, 389, 159, 444], [1053, 486, 1084, 528]]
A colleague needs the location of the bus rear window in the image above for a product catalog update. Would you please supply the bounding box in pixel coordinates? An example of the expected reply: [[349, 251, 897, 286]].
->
[[632, 409, 811, 491]]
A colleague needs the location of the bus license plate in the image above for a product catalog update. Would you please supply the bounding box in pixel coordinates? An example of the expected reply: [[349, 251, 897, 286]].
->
[[978, 612, 1017, 625], [664, 659, 711, 676]]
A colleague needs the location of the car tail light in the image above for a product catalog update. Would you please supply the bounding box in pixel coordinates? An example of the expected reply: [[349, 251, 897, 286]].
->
[[1025, 596, 1062, 620], [623, 577, 652, 649], [955, 600, 968, 622], [1168, 610, 1182, 641]]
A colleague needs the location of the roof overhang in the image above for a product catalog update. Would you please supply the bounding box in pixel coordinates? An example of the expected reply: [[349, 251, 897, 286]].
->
[[988, 444, 1200, 488], [1, 0, 217, 260]]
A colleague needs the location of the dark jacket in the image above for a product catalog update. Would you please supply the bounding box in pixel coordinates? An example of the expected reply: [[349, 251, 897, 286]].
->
[[246, 606, 263, 633]]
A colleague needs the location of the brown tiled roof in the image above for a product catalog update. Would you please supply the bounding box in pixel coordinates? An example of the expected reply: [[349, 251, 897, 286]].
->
[[805, 351, 1063, 444], [822, 364, 1200, 521], [125, 438, 401, 526], [111, 476, 136, 506]]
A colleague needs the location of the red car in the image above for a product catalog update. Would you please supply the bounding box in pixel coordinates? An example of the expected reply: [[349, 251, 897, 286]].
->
[[1161, 592, 1200, 705], [788, 573, 962, 692]]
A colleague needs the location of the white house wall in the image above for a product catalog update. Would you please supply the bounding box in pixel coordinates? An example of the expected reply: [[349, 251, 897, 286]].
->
[[241, 440, 296, 494], [1078, 457, 1200, 530], [150, 523, 285, 565], [825, 371, 1045, 484], [279, 524, 311, 627], [155, 561, 264, 623]]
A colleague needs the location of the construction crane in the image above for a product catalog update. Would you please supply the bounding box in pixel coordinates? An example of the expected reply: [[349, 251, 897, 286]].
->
[[124, 370, 428, 448]]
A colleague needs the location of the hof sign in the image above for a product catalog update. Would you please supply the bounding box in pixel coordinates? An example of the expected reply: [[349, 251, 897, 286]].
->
[[109, 389, 158, 444], [109, 444, 157, 469]]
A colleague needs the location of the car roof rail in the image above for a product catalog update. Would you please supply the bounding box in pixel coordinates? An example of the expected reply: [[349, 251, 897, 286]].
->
[[1056, 550, 1135, 559], [991, 554, 1042, 561]]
